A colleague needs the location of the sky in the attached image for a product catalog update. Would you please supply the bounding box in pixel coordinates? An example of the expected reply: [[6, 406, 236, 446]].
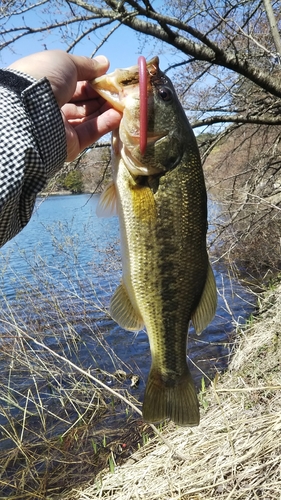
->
[[0, 2, 176, 73], [0, 2, 208, 134]]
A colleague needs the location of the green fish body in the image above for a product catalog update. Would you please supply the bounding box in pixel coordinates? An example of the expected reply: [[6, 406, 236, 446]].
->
[[91, 57, 217, 426]]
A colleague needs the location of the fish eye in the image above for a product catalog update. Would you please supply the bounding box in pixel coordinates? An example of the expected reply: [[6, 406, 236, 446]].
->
[[158, 86, 173, 102]]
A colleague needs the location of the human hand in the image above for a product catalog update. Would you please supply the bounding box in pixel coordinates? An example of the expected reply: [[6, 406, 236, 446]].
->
[[9, 50, 122, 161]]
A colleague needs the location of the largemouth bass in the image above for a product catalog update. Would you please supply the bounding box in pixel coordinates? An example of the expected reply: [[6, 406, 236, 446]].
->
[[91, 57, 217, 426]]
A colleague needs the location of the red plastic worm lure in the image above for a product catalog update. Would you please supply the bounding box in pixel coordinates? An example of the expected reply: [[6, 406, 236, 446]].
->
[[138, 56, 148, 155]]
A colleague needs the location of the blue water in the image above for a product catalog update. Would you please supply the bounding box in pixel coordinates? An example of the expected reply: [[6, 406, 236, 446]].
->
[[0, 194, 255, 428], [0, 194, 119, 297]]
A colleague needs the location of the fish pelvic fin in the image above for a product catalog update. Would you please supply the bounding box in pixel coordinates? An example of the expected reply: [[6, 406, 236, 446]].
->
[[191, 261, 217, 335], [110, 283, 144, 331], [96, 181, 118, 217], [142, 367, 200, 427]]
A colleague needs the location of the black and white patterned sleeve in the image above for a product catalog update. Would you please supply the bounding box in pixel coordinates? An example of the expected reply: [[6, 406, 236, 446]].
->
[[0, 69, 67, 247]]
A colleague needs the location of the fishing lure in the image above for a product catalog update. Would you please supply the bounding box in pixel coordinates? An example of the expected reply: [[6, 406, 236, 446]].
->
[[138, 55, 148, 155]]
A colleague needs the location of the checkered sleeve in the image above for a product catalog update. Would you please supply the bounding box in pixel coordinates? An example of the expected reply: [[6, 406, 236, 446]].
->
[[0, 70, 67, 247]]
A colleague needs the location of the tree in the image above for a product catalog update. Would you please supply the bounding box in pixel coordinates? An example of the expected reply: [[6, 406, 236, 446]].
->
[[1, 1, 281, 127], [61, 169, 83, 193]]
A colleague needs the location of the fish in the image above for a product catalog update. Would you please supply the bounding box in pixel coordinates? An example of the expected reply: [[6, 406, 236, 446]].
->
[[90, 56, 217, 426]]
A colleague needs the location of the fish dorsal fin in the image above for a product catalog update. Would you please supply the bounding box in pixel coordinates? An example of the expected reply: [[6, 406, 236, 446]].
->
[[191, 261, 217, 335], [110, 283, 144, 331], [96, 181, 118, 218]]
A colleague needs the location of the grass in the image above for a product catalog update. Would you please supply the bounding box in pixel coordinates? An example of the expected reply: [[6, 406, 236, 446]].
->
[[0, 313, 144, 498], [63, 280, 281, 500], [0, 230, 153, 498]]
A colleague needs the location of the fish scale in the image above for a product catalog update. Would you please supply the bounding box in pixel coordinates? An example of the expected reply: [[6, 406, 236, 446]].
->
[[91, 56, 217, 426]]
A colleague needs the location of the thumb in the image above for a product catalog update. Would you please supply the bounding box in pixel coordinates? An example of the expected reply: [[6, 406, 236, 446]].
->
[[67, 54, 110, 82]]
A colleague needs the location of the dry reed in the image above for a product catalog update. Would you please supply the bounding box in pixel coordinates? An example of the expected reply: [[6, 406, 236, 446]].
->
[[0, 219, 279, 499], [66, 282, 281, 500]]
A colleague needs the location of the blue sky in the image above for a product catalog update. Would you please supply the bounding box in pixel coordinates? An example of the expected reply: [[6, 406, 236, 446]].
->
[[0, 3, 177, 73], [1, 3, 210, 133]]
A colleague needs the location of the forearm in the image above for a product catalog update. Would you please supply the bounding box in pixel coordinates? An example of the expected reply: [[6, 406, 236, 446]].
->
[[0, 69, 67, 247]]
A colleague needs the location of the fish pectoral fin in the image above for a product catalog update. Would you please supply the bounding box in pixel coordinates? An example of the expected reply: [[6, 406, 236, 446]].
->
[[191, 261, 217, 335], [131, 184, 157, 222], [96, 181, 118, 217], [142, 367, 200, 427], [110, 283, 144, 331]]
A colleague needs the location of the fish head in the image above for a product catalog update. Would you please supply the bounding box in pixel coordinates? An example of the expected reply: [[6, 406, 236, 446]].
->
[[91, 57, 191, 176]]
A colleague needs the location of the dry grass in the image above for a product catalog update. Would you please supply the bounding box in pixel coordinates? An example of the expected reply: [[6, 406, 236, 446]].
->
[[0, 237, 150, 499], [65, 282, 281, 500], [0, 214, 278, 499]]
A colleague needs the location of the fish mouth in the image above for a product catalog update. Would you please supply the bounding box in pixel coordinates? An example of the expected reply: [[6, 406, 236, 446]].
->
[[90, 56, 159, 112], [91, 56, 170, 175]]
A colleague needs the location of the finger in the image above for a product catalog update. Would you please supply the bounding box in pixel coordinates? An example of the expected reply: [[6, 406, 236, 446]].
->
[[68, 54, 110, 82], [69, 81, 102, 102], [65, 108, 122, 161], [76, 108, 122, 149], [62, 99, 112, 122]]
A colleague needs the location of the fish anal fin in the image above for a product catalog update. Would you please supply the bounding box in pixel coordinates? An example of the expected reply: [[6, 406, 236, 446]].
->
[[110, 283, 144, 331], [96, 181, 118, 218], [142, 367, 200, 427], [191, 261, 217, 335]]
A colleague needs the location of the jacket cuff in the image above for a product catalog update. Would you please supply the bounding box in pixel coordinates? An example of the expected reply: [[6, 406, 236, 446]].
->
[[0, 69, 34, 95]]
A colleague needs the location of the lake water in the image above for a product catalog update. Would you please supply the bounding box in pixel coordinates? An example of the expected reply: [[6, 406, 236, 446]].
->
[[0, 194, 255, 428]]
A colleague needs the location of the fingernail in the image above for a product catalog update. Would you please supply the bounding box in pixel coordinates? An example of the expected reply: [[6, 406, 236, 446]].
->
[[94, 55, 109, 67]]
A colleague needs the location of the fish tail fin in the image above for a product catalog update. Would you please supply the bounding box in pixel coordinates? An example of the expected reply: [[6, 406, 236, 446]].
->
[[142, 367, 199, 427]]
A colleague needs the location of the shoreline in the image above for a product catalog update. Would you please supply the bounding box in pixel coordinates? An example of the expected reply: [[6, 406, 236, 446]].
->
[[39, 190, 102, 197]]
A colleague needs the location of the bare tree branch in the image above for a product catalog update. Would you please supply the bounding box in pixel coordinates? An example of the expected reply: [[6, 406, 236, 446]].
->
[[193, 113, 281, 128], [263, 0, 281, 57]]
